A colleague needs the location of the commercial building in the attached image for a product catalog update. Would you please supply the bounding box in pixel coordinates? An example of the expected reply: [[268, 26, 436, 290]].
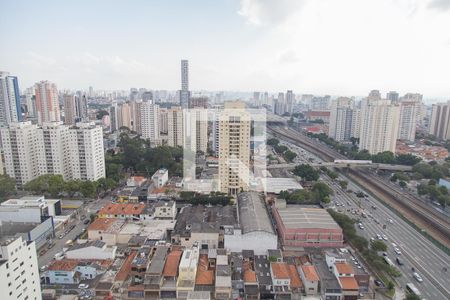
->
[[35, 80, 60, 125], [218, 101, 251, 195], [152, 168, 169, 188], [429, 101, 450, 140], [0, 71, 21, 127], [0, 121, 105, 186], [272, 206, 343, 249], [224, 192, 277, 254], [177, 246, 200, 298], [64, 241, 117, 260], [359, 99, 400, 154], [0, 236, 42, 300]]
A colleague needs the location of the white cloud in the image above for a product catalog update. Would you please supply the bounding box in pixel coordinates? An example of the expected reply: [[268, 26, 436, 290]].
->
[[238, 0, 307, 26], [428, 0, 450, 10]]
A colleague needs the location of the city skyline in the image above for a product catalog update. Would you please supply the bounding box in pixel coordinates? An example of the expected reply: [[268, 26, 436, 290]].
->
[[1, 0, 450, 98]]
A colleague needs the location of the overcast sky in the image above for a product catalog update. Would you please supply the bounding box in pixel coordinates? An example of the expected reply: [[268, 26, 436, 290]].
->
[[1, 0, 450, 99]]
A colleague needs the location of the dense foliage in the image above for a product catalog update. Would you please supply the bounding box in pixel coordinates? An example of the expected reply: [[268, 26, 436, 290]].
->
[[0, 174, 16, 201], [293, 164, 320, 181], [280, 182, 333, 204], [179, 191, 232, 205]]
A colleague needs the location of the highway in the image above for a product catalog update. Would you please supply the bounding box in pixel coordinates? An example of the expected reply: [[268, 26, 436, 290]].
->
[[274, 133, 450, 300]]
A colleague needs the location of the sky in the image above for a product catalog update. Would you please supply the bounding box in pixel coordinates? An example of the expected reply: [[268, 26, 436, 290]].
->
[[1, 0, 450, 99]]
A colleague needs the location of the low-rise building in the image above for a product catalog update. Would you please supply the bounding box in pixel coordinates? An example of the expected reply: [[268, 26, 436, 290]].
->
[[47, 259, 112, 284], [152, 168, 169, 188], [272, 206, 344, 249], [299, 264, 320, 295], [98, 203, 152, 221], [215, 254, 232, 300], [177, 246, 200, 299], [225, 192, 277, 255], [154, 200, 177, 220], [64, 240, 117, 260], [161, 249, 183, 299]]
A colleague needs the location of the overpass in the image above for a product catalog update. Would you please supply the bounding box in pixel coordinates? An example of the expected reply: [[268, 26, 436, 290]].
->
[[267, 162, 413, 171]]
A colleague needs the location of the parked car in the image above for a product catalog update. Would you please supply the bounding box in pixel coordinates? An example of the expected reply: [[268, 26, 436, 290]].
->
[[83, 219, 90, 225], [78, 283, 89, 289], [413, 272, 423, 283]]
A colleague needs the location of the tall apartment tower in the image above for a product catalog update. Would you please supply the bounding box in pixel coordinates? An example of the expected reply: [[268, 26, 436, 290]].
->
[[328, 97, 354, 142], [180, 59, 190, 109], [68, 122, 106, 181], [0, 71, 21, 127], [119, 102, 132, 129], [386, 91, 399, 103], [286, 90, 294, 115], [167, 106, 184, 147], [184, 108, 208, 154], [141, 100, 160, 146], [35, 80, 60, 125], [359, 99, 400, 154], [0, 122, 45, 187], [429, 101, 450, 140], [218, 101, 251, 195], [0, 236, 42, 300], [131, 100, 143, 134], [398, 100, 417, 141], [1, 121, 105, 186], [24, 87, 36, 118], [109, 102, 118, 132], [159, 108, 168, 134]]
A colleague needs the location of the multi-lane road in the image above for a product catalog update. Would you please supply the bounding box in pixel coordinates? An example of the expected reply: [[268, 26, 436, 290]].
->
[[274, 133, 450, 300]]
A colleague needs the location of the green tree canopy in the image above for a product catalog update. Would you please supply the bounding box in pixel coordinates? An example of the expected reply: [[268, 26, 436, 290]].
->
[[267, 138, 279, 146], [293, 164, 320, 181], [0, 174, 16, 201], [370, 240, 387, 252]]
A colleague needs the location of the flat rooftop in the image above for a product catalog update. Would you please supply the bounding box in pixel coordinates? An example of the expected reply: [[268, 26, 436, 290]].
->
[[263, 178, 303, 194], [277, 206, 340, 230]]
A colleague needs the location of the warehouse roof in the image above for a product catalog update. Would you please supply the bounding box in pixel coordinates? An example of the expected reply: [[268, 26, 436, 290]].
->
[[237, 192, 275, 235], [276, 206, 340, 230]]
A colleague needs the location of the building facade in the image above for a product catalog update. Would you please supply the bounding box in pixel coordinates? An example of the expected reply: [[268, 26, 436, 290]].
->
[[429, 101, 450, 140], [0, 71, 21, 127], [35, 80, 60, 125]]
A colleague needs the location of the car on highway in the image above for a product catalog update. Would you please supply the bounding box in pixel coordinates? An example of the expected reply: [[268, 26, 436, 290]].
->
[[394, 248, 402, 255], [376, 234, 382, 240], [413, 272, 423, 283], [396, 257, 403, 265], [374, 279, 384, 287], [388, 219, 394, 224], [382, 234, 388, 241], [83, 219, 90, 225], [392, 242, 397, 247], [78, 283, 89, 289]]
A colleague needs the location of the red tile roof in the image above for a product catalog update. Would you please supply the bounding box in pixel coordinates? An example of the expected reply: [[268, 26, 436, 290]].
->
[[271, 262, 290, 279], [163, 250, 182, 277], [301, 265, 319, 282], [195, 254, 214, 285], [288, 265, 303, 289], [99, 203, 145, 216], [88, 218, 117, 231], [339, 276, 359, 290], [115, 251, 136, 282], [48, 259, 78, 271], [335, 263, 354, 274]]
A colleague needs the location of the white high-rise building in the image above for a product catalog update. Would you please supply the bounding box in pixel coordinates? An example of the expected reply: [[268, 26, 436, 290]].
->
[[218, 101, 251, 195], [429, 101, 450, 140], [68, 122, 106, 181], [1, 121, 105, 186], [398, 100, 417, 141], [0, 122, 45, 187], [350, 108, 361, 139], [167, 106, 184, 147], [35, 80, 60, 125], [141, 100, 160, 146], [0, 236, 42, 300], [184, 108, 208, 154], [0, 71, 21, 127], [329, 97, 354, 142], [359, 99, 400, 154]]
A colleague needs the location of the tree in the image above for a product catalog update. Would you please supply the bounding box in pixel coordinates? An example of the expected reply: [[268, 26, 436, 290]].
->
[[311, 182, 334, 202], [396, 153, 422, 166], [284, 150, 297, 162], [370, 240, 387, 252], [387, 281, 394, 290], [339, 180, 348, 189], [412, 163, 434, 179], [372, 151, 395, 164], [354, 150, 372, 160], [399, 181, 407, 188], [406, 295, 421, 300], [352, 235, 369, 251], [274, 145, 288, 154], [267, 138, 279, 146], [96, 110, 109, 120], [0, 174, 16, 201], [293, 164, 319, 181]]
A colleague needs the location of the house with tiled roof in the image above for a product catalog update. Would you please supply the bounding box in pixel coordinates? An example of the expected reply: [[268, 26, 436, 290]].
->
[[47, 259, 112, 284], [98, 203, 152, 221], [87, 218, 126, 246], [333, 263, 359, 299], [160, 249, 183, 298], [299, 264, 320, 295], [270, 262, 291, 297], [215, 254, 232, 300]]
